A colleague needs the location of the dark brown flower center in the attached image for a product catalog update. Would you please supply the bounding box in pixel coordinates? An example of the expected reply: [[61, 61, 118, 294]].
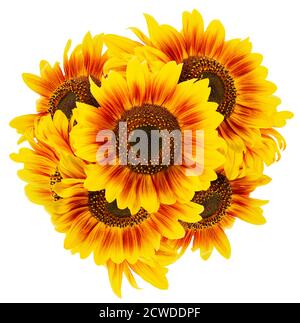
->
[[88, 190, 150, 227], [48, 76, 100, 119], [180, 174, 232, 230], [179, 56, 236, 119], [115, 104, 181, 175]]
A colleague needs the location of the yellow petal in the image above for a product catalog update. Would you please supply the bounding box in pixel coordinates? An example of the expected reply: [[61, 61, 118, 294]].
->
[[126, 58, 149, 105], [107, 260, 124, 298], [130, 261, 168, 290], [22, 73, 52, 96], [231, 204, 266, 225], [10, 114, 37, 135], [104, 34, 141, 55], [152, 61, 182, 105], [203, 20, 225, 57], [25, 184, 52, 205], [123, 263, 139, 289], [212, 227, 231, 259]]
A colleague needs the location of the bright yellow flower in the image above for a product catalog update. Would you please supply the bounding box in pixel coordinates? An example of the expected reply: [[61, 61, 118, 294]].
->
[[10, 32, 107, 142], [165, 172, 271, 260], [71, 59, 225, 214], [51, 152, 192, 297], [10, 111, 72, 209], [11, 110, 182, 297], [10, 11, 289, 295], [104, 9, 293, 179], [52, 151, 203, 264]]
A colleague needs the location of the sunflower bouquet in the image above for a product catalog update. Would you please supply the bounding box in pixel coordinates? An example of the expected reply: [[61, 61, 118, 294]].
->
[[10, 10, 292, 297]]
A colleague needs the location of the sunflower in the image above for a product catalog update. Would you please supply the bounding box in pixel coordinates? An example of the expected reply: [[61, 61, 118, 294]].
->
[[10, 111, 72, 209], [10, 32, 107, 141], [50, 148, 200, 297], [165, 172, 271, 260], [70, 58, 225, 214], [12, 110, 181, 296], [51, 151, 202, 267], [104, 9, 293, 179]]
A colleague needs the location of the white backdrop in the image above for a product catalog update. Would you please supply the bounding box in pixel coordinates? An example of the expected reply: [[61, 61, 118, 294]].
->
[[0, 0, 299, 303]]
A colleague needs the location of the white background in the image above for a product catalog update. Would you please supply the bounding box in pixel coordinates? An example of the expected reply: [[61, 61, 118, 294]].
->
[[0, 0, 299, 303]]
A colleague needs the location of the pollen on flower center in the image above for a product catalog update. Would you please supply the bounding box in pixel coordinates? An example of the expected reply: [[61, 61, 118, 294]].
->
[[50, 170, 62, 201], [179, 56, 237, 119], [115, 104, 181, 175], [180, 174, 232, 230], [48, 76, 100, 119], [88, 190, 150, 228]]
